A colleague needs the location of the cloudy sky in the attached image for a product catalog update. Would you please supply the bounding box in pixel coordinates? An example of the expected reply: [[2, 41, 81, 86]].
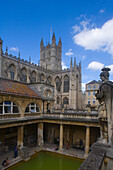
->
[[0, 0, 113, 91]]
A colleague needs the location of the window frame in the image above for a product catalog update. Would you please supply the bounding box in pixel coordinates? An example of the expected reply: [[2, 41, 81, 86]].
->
[[25, 103, 40, 113], [0, 101, 19, 114]]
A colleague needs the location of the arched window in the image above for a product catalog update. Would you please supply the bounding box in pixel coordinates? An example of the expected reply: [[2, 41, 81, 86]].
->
[[31, 71, 36, 83], [56, 77, 61, 92], [47, 76, 52, 84], [63, 97, 69, 105], [9, 64, 15, 80], [57, 97, 59, 104], [25, 103, 39, 113], [40, 73, 44, 82], [64, 76, 69, 92], [0, 101, 19, 114], [21, 68, 27, 83]]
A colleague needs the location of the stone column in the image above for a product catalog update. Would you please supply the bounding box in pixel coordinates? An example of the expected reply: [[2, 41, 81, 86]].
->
[[17, 126, 24, 149], [37, 123, 44, 147], [59, 124, 63, 150], [85, 126, 90, 156]]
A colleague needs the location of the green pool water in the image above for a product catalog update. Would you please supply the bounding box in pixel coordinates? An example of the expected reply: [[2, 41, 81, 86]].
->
[[9, 151, 83, 170]]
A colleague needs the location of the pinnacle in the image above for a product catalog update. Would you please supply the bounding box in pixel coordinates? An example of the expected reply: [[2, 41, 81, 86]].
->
[[52, 32, 55, 39]]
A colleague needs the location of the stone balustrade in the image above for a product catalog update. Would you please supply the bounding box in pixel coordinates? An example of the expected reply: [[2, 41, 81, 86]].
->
[[0, 112, 98, 121]]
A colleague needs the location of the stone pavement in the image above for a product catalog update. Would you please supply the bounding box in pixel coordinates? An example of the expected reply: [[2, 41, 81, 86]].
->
[[0, 144, 85, 170]]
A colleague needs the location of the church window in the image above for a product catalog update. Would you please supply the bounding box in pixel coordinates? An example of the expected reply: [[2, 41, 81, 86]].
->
[[0, 101, 19, 114], [64, 76, 69, 92], [40, 73, 44, 82], [31, 71, 36, 83], [56, 77, 61, 92], [25, 103, 39, 113], [47, 76, 52, 84], [63, 97, 69, 105], [21, 68, 27, 83], [9, 64, 15, 80]]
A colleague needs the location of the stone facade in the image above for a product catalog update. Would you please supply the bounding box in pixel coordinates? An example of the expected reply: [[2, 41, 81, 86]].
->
[[85, 80, 99, 110], [0, 34, 82, 111]]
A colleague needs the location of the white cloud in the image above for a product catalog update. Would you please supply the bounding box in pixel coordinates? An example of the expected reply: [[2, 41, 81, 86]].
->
[[10, 47, 19, 51], [73, 18, 113, 56], [65, 49, 74, 56], [99, 9, 105, 14], [62, 61, 68, 69], [87, 61, 104, 70], [72, 25, 81, 34], [80, 19, 90, 30]]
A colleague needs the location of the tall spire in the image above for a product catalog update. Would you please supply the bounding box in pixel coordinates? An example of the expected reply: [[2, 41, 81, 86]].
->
[[74, 57, 76, 70], [79, 61, 81, 72], [52, 32, 56, 44], [29, 56, 31, 63], [5, 46, 8, 55], [58, 37, 62, 46], [18, 51, 20, 62], [40, 38, 44, 44], [40, 38, 44, 51], [70, 57, 72, 70]]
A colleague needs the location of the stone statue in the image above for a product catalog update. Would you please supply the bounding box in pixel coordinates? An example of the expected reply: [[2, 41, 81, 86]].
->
[[96, 67, 113, 146]]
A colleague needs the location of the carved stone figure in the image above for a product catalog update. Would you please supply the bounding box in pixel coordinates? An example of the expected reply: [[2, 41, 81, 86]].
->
[[96, 67, 113, 146]]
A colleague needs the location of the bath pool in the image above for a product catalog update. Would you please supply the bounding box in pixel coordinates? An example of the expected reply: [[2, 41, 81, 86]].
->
[[8, 151, 83, 170]]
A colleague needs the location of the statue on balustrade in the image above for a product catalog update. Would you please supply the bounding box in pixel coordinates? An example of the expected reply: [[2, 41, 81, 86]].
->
[[96, 67, 113, 146]]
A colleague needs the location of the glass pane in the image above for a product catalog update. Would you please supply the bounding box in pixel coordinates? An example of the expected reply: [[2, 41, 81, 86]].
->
[[0, 106, 3, 114], [31, 107, 35, 112], [25, 107, 29, 113], [10, 71, 14, 80], [4, 106, 11, 113], [13, 106, 19, 113], [31, 103, 35, 105], [4, 101, 11, 105]]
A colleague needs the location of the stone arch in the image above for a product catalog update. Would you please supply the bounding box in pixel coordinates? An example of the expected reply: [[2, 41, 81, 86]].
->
[[63, 75, 69, 92], [25, 102, 41, 113]]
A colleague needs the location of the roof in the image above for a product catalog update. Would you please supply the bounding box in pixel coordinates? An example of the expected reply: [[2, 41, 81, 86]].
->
[[0, 78, 42, 99], [87, 80, 98, 85]]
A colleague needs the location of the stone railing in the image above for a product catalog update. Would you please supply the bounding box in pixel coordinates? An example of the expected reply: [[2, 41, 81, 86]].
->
[[43, 112, 99, 120], [0, 113, 20, 119], [24, 112, 42, 117], [0, 112, 99, 122]]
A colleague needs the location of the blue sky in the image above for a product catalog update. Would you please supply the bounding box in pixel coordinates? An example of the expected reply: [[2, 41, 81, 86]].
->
[[0, 0, 113, 91]]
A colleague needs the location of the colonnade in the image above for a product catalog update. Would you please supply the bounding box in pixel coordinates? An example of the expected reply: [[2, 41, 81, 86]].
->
[[17, 123, 91, 156]]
